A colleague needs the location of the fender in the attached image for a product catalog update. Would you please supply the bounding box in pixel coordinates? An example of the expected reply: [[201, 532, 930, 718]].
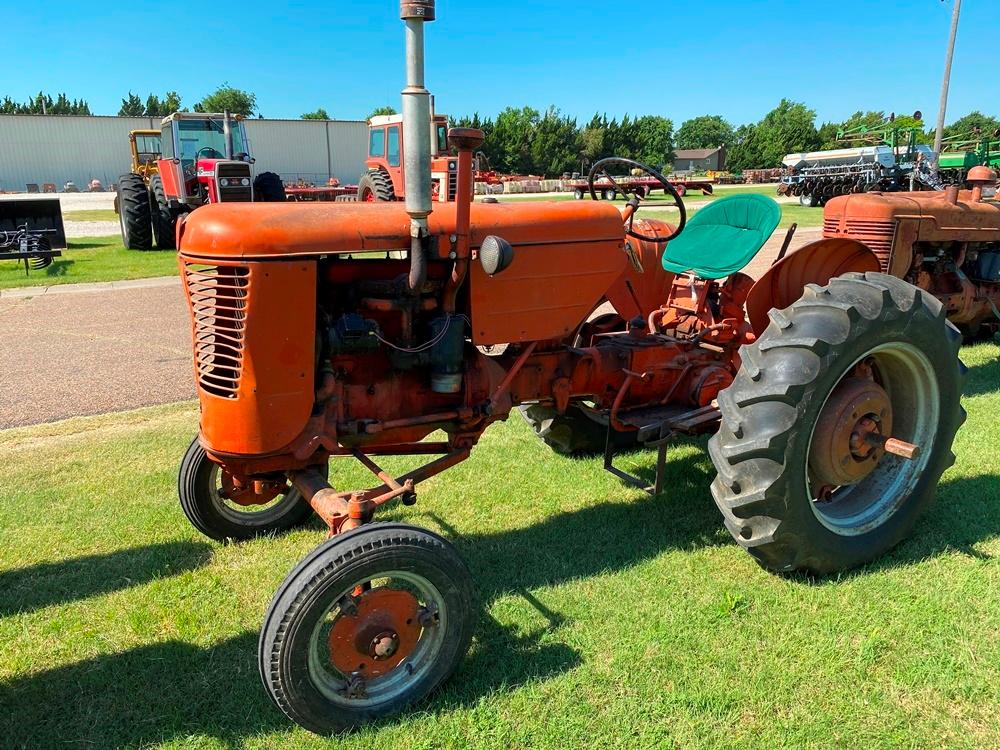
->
[[745, 238, 881, 336]]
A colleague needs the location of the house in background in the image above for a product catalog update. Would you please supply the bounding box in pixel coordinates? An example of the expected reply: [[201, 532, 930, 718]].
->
[[670, 146, 727, 174]]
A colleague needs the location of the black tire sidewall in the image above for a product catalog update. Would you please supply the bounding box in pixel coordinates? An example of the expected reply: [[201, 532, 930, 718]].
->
[[177, 437, 313, 542], [774, 312, 960, 569], [260, 524, 475, 734]]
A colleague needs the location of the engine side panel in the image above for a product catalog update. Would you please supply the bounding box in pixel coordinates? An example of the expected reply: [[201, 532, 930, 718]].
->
[[469, 236, 627, 344]]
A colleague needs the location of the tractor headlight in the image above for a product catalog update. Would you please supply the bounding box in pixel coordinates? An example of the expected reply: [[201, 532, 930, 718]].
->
[[241, 178, 250, 186], [479, 235, 514, 276], [449, 161, 457, 171], [220, 178, 229, 187]]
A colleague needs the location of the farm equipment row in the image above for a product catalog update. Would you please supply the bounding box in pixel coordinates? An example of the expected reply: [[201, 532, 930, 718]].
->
[[564, 174, 715, 200], [779, 114, 940, 207], [168, 0, 971, 735]]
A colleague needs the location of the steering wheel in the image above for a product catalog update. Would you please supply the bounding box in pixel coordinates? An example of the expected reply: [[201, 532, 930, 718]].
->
[[197, 146, 224, 159], [588, 157, 686, 243]]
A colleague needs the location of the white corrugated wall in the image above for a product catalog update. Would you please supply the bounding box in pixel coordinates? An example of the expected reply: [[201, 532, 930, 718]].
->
[[0, 115, 368, 191]]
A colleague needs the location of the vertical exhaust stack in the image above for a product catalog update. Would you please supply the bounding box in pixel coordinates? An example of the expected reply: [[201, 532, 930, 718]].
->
[[223, 111, 234, 160], [400, 0, 435, 291]]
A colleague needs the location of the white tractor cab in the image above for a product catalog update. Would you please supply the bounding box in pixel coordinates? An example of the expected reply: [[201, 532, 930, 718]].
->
[[156, 112, 264, 206]]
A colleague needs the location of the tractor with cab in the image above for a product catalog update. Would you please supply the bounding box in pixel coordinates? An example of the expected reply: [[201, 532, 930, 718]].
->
[[173, 1, 966, 734], [115, 112, 285, 250], [359, 108, 459, 203]]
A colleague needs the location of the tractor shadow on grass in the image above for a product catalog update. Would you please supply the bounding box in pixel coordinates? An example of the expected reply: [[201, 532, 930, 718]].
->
[[0, 540, 212, 617], [879, 472, 1000, 567], [961, 345, 1000, 397], [416, 443, 728, 714], [0, 632, 286, 749], [441, 440, 729, 601]]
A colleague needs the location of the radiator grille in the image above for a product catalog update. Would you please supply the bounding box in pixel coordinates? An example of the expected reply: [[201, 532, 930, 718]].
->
[[217, 163, 253, 203], [184, 263, 250, 397], [844, 219, 895, 270], [822, 216, 895, 271], [448, 171, 458, 201]]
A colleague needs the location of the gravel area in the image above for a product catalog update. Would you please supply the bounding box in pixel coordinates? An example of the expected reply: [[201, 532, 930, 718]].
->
[[2, 191, 115, 210], [64, 220, 119, 238]]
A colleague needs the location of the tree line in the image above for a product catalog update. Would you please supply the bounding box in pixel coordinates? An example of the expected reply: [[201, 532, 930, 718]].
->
[[449, 103, 1000, 177], [1, 92, 91, 115]]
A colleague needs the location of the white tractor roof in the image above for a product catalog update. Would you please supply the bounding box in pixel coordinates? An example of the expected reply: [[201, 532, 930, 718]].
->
[[369, 113, 449, 127], [160, 112, 246, 127]]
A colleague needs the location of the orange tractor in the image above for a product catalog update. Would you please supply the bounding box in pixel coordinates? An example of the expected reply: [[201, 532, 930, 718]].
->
[[174, 1, 965, 734], [358, 109, 458, 202], [820, 167, 1000, 339]]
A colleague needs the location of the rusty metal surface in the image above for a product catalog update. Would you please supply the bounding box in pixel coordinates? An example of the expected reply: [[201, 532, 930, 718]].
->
[[0, 280, 193, 429], [746, 237, 881, 336], [328, 587, 422, 677], [809, 377, 892, 487]]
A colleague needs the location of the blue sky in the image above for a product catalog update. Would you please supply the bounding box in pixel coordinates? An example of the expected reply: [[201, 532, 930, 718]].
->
[[3, 1, 990, 127]]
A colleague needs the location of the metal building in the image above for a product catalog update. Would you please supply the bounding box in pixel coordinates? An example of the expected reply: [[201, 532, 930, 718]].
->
[[0, 114, 368, 192]]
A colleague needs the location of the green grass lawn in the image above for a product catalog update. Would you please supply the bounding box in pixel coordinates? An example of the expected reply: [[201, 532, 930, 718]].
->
[[0, 235, 178, 290], [63, 209, 119, 222], [1, 344, 997, 748]]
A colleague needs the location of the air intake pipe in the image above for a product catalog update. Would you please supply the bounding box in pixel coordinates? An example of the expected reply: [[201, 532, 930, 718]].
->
[[400, 0, 435, 292]]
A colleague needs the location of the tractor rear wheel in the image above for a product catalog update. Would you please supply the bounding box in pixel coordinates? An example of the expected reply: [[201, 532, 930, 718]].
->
[[709, 272, 965, 575], [117, 173, 152, 250], [357, 170, 396, 202], [254, 171, 286, 202], [149, 175, 177, 250], [177, 437, 314, 542], [259, 523, 475, 734]]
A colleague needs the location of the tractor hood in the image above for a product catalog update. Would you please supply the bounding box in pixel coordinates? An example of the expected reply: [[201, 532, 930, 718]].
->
[[177, 200, 627, 261]]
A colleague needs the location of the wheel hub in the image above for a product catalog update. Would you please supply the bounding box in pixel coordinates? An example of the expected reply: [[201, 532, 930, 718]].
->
[[810, 376, 892, 487], [328, 588, 422, 678]]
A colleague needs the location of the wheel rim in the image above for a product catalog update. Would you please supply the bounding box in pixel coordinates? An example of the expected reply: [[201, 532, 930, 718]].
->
[[206, 464, 302, 525], [805, 343, 940, 536], [306, 570, 448, 708]]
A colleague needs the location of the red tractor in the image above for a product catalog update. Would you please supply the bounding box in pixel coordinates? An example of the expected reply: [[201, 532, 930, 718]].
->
[[358, 110, 459, 203], [116, 112, 285, 250], [173, 1, 965, 734]]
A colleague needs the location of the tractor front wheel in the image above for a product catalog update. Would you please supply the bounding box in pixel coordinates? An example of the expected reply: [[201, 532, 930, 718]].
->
[[177, 437, 314, 542], [117, 173, 152, 250], [259, 523, 475, 734], [149, 175, 177, 250], [709, 272, 965, 575], [357, 170, 396, 202]]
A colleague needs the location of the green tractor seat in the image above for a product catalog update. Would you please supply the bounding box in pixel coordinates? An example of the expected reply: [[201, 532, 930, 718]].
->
[[661, 194, 781, 279]]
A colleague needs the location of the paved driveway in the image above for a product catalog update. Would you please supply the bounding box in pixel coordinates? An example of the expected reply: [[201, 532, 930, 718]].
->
[[0, 278, 194, 428]]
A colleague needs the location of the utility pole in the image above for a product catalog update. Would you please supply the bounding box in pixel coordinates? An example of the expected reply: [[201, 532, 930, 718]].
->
[[933, 0, 962, 156]]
